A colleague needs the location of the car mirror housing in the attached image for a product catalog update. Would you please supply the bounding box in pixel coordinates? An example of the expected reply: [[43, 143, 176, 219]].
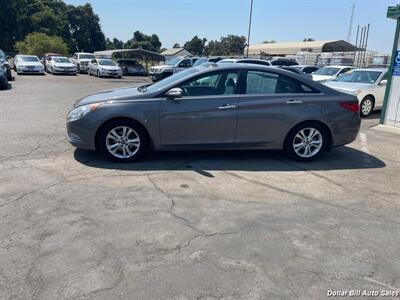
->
[[379, 80, 387, 86], [166, 88, 183, 99]]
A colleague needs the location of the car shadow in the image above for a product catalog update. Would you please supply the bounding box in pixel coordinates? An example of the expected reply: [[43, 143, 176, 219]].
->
[[364, 110, 381, 120], [74, 146, 385, 173]]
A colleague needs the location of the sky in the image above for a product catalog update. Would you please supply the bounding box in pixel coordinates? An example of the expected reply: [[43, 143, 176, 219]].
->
[[64, 0, 399, 53]]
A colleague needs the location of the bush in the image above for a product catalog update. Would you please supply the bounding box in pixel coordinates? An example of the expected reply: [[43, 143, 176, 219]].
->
[[15, 32, 69, 57]]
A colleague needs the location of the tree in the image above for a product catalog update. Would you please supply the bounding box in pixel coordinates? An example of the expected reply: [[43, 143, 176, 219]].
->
[[15, 32, 68, 57], [106, 37, 124, 50], [204, 35, 247, 56], [0, 0, 106, 53], [303, 38, 315, 42], [184, 36, 207, 55], [172, 43, 181, 48], [125, 31, 162, 52]]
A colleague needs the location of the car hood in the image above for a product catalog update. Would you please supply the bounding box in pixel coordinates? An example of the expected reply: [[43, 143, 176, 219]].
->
[[312, 74, 336, 82], [324, 81, 372, 92], [152, 64, 174, 70], [19, 62, 42, 67], [54, 63, 75, 68], [99, 65, 120, 70], [74, 85, 147, 107]]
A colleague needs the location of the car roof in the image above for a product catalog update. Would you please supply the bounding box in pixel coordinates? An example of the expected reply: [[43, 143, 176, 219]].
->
[[322, 65, 354, 68], [352, 68, 387, 72]]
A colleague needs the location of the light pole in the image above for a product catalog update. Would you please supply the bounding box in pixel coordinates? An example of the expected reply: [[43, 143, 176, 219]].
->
[[246, 0, 254, 57]]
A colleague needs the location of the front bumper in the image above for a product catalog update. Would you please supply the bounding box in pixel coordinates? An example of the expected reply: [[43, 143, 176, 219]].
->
[[66, 117, 98, 150], [17, 68, 45, 74], [78, 64, 89, 72], [99, 70, 122, 77], [53, 69, 77, 75]]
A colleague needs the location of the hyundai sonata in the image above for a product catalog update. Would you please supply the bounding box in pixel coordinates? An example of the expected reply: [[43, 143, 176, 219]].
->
[[66, 64, 360, 162]]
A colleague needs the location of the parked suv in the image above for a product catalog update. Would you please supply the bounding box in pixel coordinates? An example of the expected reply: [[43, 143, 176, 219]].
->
[[71, 52, 96, 73], [149, 57, 198, 81], [0, 49, 12, 80]]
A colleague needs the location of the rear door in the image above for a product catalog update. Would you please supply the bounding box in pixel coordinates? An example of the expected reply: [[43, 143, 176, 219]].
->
[[159, 70, 240, 146], [236, 70, 318, 145]]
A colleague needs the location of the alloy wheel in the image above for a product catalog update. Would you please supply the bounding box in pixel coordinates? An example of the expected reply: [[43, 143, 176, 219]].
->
[[292, 127, 323, 158], [361, 98, 373, 116], [105, 126, 141, 159]]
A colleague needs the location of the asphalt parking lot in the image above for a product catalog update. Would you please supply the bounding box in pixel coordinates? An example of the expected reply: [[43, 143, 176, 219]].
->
[[0, 72, 399, 300]]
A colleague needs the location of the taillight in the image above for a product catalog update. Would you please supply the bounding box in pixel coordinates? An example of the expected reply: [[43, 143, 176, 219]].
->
[[340, 102, 359, 113]]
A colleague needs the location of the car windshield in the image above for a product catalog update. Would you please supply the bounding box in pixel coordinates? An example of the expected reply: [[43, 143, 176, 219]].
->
[[20, 56, 39, 62], [53, 57, 70, 63], [142, 67, 200, 93], [334, 71, 383, 84], [313, 67, 340, 76], [79, 54, 95, 60], [193, 58, 208, 67], [166, 57, 181, 66], [99, 59, 116, 66]]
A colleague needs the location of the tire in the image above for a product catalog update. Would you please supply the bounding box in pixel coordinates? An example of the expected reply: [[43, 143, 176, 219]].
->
[[360, 96, 374, 118], [89, 70, 92, 76], [284, 122, 328, 162], [0, 78, 7, 90], [123, 67, 128, 75], [97, 119, 149, 162], [97, 70, 101, 78], [77, 64, 81, 73]]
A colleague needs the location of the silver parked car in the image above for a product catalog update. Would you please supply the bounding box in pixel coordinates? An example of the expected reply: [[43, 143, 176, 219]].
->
[[66, 64, 360, 162], [88, 58, 122, 78]]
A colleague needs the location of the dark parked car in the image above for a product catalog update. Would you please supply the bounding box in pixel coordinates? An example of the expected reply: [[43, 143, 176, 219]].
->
[[0, 65, 8, 89], [271, 58, 298, 66], [67, 64, 360, 163], [290, 65, 320, 74], [0, 49, 12, 80], [278, 66, 313, 79], [117, 60, 147, 76]]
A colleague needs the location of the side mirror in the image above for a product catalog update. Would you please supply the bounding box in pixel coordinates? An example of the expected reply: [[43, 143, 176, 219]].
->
[[166, 88, 183, 99], [379, 80, 387, 86]]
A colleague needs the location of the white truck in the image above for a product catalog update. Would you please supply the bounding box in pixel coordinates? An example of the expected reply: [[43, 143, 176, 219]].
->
[[71, 52, 96, 73], [149, 56, 198, 81]]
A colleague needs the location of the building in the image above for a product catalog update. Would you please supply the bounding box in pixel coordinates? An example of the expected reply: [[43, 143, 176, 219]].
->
[[161, 48, 192, 61], [245, 40, 357, 57]]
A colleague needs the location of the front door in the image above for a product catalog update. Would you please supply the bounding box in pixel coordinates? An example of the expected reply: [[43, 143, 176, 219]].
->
[[159, 70, 239, 146]]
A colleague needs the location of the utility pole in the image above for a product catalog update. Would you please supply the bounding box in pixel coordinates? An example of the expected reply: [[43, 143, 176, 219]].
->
[[246, 0, 254, 57], [347, 3, 356, 42]]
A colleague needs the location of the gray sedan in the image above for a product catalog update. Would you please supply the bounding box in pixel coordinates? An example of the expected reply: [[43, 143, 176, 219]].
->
[[66, 64, 360, 162]]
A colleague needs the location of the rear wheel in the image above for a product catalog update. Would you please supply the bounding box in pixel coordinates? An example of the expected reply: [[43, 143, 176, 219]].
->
[[360, 96, 374, 117], [284, 122, 328, 162], [97, 119, 149, 162], [97, 70, 101, 78]]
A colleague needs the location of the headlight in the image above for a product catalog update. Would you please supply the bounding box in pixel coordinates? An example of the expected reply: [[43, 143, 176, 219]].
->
[[156, 69, 163, 73], [67, 103, 100, 122]]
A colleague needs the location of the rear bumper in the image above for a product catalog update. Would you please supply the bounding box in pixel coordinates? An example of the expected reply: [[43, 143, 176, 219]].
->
[[330, 115, 361, 147]]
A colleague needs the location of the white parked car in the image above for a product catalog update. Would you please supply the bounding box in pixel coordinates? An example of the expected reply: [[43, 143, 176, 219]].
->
[[324, 68, 388, 117], [88, 59, 122, 78], [47, 56, 77, 75], [15, 55, 45, 75], [312, 65, 355, 82]]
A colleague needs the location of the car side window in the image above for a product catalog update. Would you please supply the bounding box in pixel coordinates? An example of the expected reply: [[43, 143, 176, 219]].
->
[[178, 71, 238, 97], [91, 59, 97, 64], [339, 68, 350, 75], [303, 67, 318, 74], [179, 59, 192, 68], [246, 71, 278, 94], [246, 71, 318, 94]]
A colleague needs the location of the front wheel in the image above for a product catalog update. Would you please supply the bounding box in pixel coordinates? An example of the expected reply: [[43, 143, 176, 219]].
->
[[284, 123, 328, 162], [360, 96, 374, 118], [97, 120, 149, 162]]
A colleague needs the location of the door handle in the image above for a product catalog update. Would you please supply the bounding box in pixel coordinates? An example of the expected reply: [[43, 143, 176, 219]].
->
[[218, 104, 237, 110], [286, 99, 303, 104]]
